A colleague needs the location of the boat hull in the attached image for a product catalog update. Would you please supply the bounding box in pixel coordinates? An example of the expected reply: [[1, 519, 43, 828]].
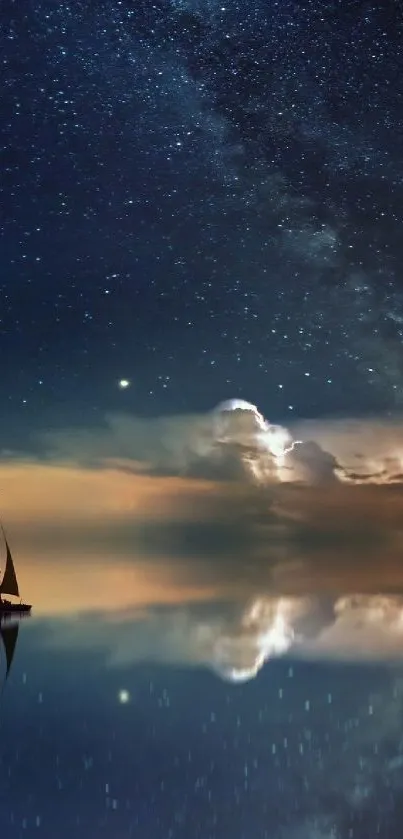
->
[[0, 604, 32, 615]]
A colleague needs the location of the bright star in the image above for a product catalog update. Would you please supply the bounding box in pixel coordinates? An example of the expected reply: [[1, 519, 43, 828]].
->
[[118, 379, 130, 389]]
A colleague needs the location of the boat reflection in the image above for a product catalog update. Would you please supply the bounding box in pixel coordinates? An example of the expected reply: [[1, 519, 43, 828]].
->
[[0, 616, 25, 683]]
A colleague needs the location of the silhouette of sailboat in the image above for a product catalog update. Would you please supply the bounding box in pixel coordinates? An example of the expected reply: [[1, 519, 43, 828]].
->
[[0, 524, 32, 615]]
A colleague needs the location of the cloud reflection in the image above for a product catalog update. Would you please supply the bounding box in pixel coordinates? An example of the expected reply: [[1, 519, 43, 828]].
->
[[41, 593, 403, 682]]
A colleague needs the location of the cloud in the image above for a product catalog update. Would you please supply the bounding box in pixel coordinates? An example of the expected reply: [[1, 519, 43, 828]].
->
[[4, 400, 403, 639], [289, 415, 403, 483], [35, 401, 403, 486]]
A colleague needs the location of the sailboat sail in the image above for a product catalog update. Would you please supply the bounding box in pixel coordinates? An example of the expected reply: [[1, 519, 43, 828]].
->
[[0, 622, 19, 680], [0, 527, 19, 598]]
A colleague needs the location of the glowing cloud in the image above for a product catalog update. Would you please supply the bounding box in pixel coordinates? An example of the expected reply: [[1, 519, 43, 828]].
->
[[213, 398, 301, 482]]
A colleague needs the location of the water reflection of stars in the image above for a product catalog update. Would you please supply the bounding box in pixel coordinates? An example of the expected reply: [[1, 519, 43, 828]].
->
[[118, 689, 130, 704]]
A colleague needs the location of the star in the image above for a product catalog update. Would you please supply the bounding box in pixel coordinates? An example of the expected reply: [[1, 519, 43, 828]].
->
[[118, 379, 130, 390]]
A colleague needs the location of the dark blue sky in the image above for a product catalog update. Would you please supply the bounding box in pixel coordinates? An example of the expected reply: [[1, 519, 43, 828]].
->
[[2, 0, 403, 448]]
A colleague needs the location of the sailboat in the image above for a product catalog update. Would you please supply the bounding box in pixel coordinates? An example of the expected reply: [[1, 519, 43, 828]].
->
[[0, 524, 32, 615]]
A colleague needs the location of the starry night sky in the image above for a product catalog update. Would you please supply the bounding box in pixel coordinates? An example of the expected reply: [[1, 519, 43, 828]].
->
[[3, 5, 403, 835], [2, 0, 403, 447]]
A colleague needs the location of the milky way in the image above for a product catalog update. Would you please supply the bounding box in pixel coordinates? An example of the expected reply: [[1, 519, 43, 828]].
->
[[2, 1, 403, 441]]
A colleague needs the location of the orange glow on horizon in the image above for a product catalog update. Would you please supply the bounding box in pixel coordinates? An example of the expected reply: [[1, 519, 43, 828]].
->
[[0, 460, 220, 524], [17, 554, 219, 616], [2, 458, 403, 618]]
